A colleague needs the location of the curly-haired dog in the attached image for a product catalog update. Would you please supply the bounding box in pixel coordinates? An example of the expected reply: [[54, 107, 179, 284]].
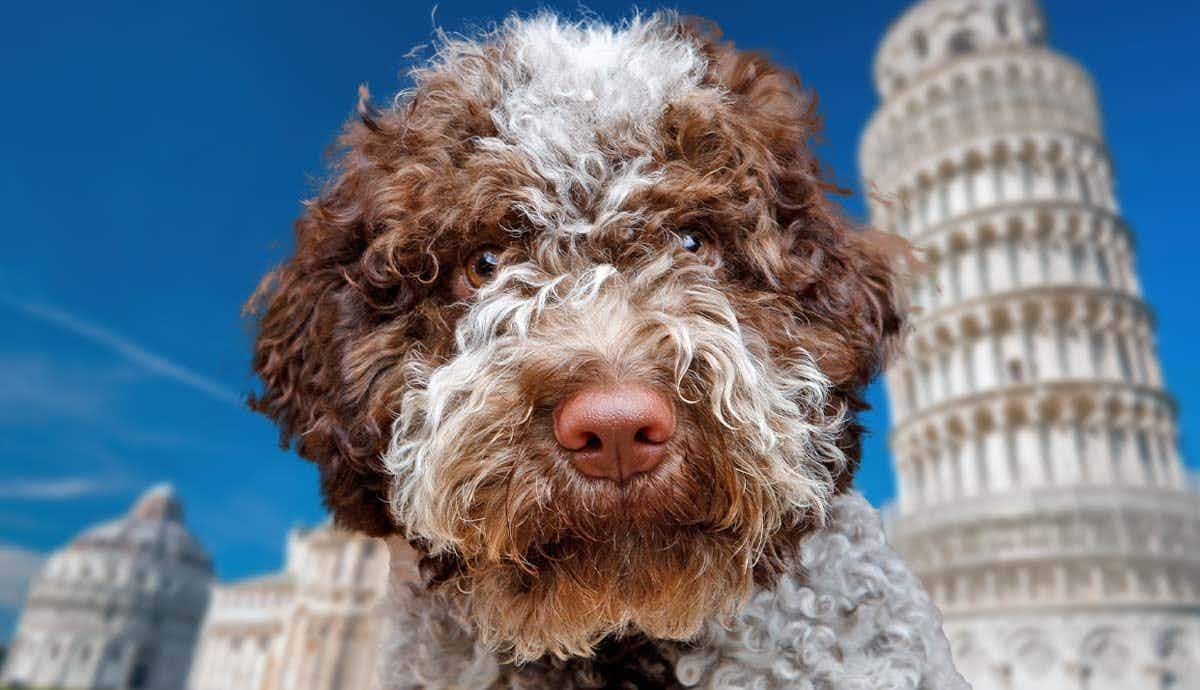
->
[[248, 12, 966, 689]]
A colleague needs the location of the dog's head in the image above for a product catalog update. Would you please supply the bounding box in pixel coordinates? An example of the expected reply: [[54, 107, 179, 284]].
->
[[249, 13, 905, 662]]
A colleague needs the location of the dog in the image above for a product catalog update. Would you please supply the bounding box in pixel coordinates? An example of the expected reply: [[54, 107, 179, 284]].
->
[[247, 12, 965, 689]]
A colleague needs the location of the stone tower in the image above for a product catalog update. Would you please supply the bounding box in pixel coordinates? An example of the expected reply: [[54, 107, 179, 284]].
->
[[859, 1, 1200, 688]]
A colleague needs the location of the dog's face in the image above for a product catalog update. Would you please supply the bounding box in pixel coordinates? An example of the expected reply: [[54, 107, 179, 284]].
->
[[250, 14, 904, 662]]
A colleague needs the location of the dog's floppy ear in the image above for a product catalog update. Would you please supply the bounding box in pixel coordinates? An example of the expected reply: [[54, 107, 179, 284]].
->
[[246, 95, 412, 537], [793, 222, 909, 393], [694, 30, 911, 484], [784, 211, 911, 490], [247, 270, 398, 537], [684, 21, 909, 390]]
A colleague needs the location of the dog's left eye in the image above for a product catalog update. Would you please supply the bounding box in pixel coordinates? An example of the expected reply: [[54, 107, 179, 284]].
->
[[465, 246, 502, 289], [679, 232, 704, 253], [677, 229, 719, 263]]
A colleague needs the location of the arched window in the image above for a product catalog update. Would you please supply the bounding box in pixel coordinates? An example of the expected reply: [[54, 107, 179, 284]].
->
[[1116, 334, 1134, 380], [975, 434, 989, 489], [1008, 358, 1025, 383], [1090, 331, 1108, 377], [948, 252, 963, 299], [1136, 431, 1155, 483], [1110, 429, 1127, 479], [1020, 155, 1035, 197], [1074, 422, 1089, 482], [1005, 427, 1021, 484], [1070, 243, 1086, 280], [1055, 324, 1069, 376], [1039, 425, 1054, 483], [1097, 248, 1112, 286], [913, 30, 929, 59], [1038, 238, 1051, 282], [995, 6, 1011, 37], [948, 30, 978, 56], [964, 339, 978, 391], [1055, 166, 1069, 196], [1007, 235, 1021, 286], [979, 243, 992, 291], [919, 360, 933, 404], [939, 351, 953, 398]]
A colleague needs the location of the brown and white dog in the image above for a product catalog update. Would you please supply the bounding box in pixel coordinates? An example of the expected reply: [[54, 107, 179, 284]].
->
[[248, 12, 965, 689]]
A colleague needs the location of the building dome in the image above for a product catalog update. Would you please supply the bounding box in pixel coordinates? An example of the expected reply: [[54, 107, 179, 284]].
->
[[1, 484, 214, 690], [72, 484, 211, 570]]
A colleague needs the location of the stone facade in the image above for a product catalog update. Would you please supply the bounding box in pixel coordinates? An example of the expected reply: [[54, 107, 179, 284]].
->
[[186, 522, 403, 690], [860, 1, 1200, 688], [0, 485, 213, 690]]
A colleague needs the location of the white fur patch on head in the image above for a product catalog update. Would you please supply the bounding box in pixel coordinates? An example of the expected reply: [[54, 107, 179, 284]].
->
[[429, 12, 714, 231], [488, 13, 706, 164]]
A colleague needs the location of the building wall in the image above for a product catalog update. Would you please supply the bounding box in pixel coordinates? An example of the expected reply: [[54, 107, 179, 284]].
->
[[187, 524, 397, 690]]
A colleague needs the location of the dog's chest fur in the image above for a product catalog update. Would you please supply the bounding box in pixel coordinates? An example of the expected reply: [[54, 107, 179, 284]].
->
[[381, 494, 968, 690]]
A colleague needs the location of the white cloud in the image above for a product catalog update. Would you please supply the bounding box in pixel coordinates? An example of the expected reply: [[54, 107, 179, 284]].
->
[[0, 543, 44, 609], [0, 352, 114, 419], [0, 477, 120, 501], [3, 297, 242, 407]]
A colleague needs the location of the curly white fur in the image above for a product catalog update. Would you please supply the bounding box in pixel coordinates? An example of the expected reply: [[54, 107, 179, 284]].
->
[[383, 255, 847, 558], [380, 493, 967, 689]]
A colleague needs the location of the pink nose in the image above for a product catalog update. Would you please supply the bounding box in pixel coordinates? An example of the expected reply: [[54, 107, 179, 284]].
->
[[553, 383, 676, 481]]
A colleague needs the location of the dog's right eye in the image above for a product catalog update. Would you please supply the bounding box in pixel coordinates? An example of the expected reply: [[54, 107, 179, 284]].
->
[[464, 246, 502, 289], [676, 229, 720, 265]]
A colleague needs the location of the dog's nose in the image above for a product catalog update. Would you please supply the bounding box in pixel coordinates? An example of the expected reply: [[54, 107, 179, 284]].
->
[[553, 383, 675, 481]]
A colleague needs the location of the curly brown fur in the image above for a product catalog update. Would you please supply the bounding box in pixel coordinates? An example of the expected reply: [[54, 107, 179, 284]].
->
[[248, 11, 908, 669]]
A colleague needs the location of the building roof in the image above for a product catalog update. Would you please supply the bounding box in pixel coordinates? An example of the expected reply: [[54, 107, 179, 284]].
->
[[70, 483, 212, 571]]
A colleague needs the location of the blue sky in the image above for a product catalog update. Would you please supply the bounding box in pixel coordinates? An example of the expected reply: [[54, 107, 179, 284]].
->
[[2, 0, 1198, 639]]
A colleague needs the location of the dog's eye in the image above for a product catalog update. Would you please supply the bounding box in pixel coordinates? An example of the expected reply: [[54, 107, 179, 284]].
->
[[465, 246, 502, 289], [677, 229, 719, 263], [679, 232, 704, 253]]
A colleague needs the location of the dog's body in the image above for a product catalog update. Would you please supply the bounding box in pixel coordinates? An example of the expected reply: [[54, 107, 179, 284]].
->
[[384, 493, 964, 689], [248, 12, 966, 688]]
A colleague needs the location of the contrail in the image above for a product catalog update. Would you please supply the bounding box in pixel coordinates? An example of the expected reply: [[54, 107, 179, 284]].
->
[[3, 296, 243, 407]]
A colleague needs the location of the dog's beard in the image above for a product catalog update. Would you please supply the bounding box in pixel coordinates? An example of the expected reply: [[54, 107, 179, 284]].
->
[[467, 524, 754, 661], [382, 255, 848, 661]]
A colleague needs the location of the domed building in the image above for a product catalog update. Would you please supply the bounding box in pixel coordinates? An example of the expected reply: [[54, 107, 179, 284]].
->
[[0, 484, 213, 689]]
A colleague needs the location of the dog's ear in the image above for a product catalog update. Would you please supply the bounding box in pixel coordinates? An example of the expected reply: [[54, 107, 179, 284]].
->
[[681, 22, 908, 386], [692, 29, 911, 484], [246, 95, 413, 537], [793, 224, 909, 393], [247, 270, 399, 538], [784, 212, 911, 491]]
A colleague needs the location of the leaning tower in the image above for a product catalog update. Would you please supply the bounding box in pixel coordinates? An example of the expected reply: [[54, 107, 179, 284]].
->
[[859, 1, 1200, 688]]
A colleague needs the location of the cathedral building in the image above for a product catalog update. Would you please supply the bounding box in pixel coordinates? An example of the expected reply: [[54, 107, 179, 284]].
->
[[859, 1, 1200, 688], [0, 485, 213, 690], [185, 521, 401, 690]]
